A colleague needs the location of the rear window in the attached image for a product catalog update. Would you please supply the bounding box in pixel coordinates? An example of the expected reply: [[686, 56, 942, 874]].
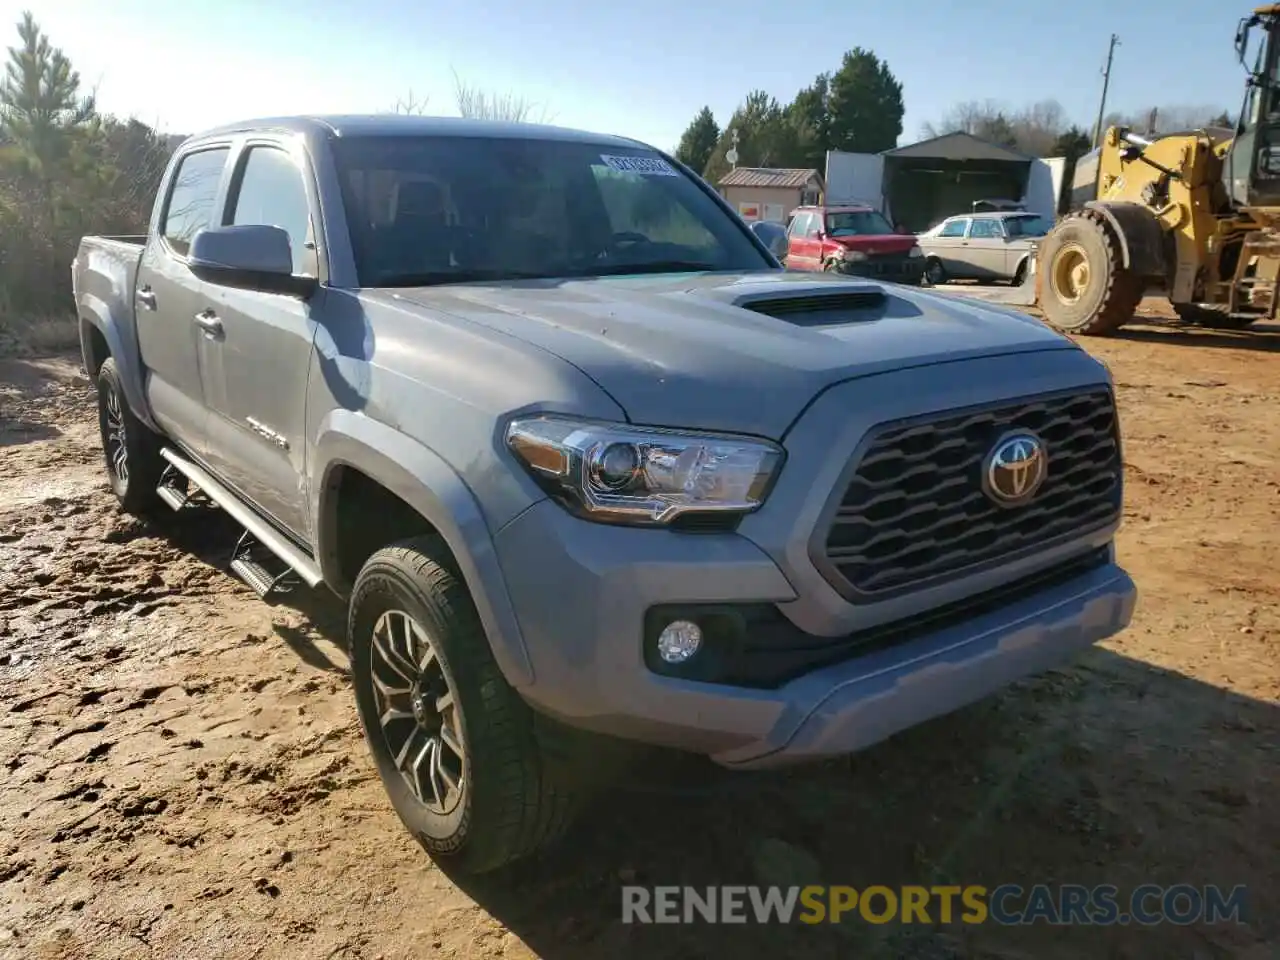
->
[[331, 135, 772, 286], [1004, 215, 1053, 237]]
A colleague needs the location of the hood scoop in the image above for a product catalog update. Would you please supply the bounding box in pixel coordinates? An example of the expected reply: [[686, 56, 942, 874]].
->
[[737, 288, 889, 327]]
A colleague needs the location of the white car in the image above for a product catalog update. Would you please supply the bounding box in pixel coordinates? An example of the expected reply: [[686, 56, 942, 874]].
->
[[917, 211, 1052, 286]]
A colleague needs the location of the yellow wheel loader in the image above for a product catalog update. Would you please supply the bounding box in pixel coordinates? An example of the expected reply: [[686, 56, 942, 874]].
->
[[1037, 4, 1280, 335]]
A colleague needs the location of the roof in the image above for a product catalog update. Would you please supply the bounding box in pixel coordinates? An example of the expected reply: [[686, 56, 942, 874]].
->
[[883, 131, 1033, 162], [942, 211, 1041, 221], [718, 167, 823, 189], [186, 114, 648, 149]]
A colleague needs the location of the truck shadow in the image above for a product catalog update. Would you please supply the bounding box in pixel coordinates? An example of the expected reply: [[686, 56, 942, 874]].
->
[[1113, 320, 1280, 353], [441, 648, 1277, 959]]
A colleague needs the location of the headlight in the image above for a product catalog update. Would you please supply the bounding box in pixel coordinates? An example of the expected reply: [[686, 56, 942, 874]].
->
[[505, 416, 784, 526], [839, 248, 868, 262], [908, 245, 923, 258]]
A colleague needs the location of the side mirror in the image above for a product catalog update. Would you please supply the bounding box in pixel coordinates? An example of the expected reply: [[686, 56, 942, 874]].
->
[[749, 220, 790, 260], [188, 225, 317, 298]]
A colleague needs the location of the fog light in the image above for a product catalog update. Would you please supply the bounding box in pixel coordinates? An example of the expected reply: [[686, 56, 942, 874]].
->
[[656, 619, 702, 664]]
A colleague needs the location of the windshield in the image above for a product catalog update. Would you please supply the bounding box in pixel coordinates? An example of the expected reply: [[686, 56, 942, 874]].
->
[[331, 136, 772, 286], [1003, 215, 1053, 237], [824, 209, 894, 237]]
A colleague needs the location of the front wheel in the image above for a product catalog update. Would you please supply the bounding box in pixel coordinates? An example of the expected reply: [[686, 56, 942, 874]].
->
[[95, 358, 164, 515], [1037, 211, 1142, 335], [349, 537, 579, 874], [924, 258, 946, 286]]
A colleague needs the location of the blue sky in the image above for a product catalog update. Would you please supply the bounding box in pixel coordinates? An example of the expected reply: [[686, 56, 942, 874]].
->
[[6, 0, 1249, 151]]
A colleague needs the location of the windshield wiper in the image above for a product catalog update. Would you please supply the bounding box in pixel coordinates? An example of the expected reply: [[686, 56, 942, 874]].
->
[[372, 268, 550, 287], [574, 260, 721, 278]]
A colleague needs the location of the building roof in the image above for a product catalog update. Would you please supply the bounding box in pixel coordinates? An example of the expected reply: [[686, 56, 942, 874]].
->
[[883, 131, 1033, 162], [185, 114, 648, 149], [718, 166, 823, 189]]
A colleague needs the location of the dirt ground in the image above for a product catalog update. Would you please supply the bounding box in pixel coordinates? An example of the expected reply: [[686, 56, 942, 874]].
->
[[1, 300, 1277, 960]]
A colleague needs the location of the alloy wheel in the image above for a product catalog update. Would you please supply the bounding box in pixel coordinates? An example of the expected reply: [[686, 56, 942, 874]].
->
[[104, 385, 129, 485], [369, 608, 466, 815]]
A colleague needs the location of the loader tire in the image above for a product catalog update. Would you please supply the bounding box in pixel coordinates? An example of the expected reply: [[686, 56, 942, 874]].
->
[[1037, 210, 1142, 336]]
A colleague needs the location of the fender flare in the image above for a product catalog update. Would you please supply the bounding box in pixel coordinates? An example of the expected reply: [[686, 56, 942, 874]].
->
[[312, 411, 534, 688], [77, 292, 159, 432], [1083, 200, 1167, 279]]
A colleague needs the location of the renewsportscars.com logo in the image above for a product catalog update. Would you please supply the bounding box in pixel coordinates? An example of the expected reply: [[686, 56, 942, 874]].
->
[[621, 884, 1250, 926]]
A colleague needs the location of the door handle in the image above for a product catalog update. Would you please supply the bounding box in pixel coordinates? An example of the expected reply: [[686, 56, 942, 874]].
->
[[194, 309, 224, 339], [136, 287, 157, 311]]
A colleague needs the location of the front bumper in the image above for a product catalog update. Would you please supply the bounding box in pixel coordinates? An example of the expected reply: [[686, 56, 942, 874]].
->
[[495, 499, 1134, 768], [491, 350, 1135, 768], [833, 254, 925, 284]]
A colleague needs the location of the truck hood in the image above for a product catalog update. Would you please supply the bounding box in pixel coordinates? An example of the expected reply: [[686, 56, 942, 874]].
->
[[373, 271, 1077, 439], [830, 233, 918, 254]]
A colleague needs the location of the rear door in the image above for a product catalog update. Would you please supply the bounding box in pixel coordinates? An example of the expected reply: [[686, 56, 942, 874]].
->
[[135, 144, 233, 456], [197, 138, 321, 540]]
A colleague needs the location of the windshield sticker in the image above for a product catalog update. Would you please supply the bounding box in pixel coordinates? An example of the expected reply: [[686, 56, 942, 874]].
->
[[600, 154, 679, 177]]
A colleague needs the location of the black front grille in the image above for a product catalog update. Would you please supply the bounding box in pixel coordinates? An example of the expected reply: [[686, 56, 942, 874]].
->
[[820, 389, 1121, 601]]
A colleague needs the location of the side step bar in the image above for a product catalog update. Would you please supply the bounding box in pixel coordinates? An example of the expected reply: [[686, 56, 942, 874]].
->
[[158, 448, 324, 591]]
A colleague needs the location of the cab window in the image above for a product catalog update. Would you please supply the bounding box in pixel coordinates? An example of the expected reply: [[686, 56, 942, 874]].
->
[[162, 147, 230, 257]]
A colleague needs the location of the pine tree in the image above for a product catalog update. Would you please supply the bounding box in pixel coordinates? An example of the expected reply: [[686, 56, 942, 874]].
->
[[0, 11, 97, 294]]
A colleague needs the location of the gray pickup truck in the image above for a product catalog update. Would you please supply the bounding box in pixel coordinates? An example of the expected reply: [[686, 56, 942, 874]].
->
[[73, 115, 1136, 874]]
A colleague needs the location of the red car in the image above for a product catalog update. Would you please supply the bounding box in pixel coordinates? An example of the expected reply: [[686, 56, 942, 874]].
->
[[783, 204, 925, 284]]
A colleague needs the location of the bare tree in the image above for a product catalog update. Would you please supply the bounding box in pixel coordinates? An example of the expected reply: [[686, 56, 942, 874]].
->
[[451, 68, 552, 124], [393, 89, 430, 115], [921, 98, 1070, 156], [1102, 103, 1235, 134]]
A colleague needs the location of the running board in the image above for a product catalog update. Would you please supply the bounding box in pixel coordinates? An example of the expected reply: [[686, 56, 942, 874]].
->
[[229, 530, 298, 600], [158, 448, 324, 590]]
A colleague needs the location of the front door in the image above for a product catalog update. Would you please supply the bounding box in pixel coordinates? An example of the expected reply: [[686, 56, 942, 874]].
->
[[197, 140, 320, 540], [964, 218, 1009, 278], [134, 144, 233, 457], [785, 212, 821, 270]]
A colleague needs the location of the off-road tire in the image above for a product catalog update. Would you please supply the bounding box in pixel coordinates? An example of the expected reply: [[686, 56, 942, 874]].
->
[[1037, 210, 1143, 335], [349, 537, 579, 875], [924, 257, 946, 286], [1172, 303, 1260, 331], [95, 358, 165, 515]]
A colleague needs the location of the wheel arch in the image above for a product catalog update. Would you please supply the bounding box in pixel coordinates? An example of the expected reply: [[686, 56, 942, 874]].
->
[[1083, 200, 1166, 279], [312, 411, 534, 688], [76, 296, 158, 431]]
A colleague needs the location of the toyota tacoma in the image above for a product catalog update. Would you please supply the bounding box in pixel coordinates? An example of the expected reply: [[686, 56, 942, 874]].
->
[[72, 115, 1136, 874]]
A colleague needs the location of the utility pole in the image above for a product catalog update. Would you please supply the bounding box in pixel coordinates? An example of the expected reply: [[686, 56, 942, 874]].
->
[[1093, 33, 1121, 148]]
